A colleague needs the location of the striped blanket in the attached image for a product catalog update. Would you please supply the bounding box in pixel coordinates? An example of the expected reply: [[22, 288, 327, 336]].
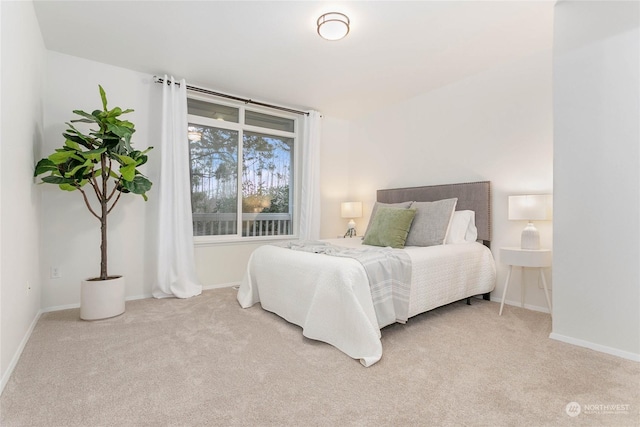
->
[[283, 240, 412, 327]]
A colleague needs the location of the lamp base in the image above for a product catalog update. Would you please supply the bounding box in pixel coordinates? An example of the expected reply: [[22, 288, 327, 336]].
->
[[344, 229, 356, 238], [521, 222, 540, 250], [344, 219, 356, 238]]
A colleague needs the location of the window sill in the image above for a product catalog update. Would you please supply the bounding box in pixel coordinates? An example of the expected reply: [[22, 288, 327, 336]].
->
[[193, 235, 298, 248]]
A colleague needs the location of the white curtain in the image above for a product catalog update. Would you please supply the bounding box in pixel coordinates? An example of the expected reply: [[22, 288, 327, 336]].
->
[[299, 110, 322, 240], [153, 75, 202, 299]]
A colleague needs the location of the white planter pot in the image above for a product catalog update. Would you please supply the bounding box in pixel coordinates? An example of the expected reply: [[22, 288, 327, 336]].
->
[[80, 276, 126, 320]]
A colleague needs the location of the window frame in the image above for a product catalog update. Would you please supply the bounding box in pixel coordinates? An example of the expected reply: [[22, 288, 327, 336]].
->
[[187, 94, 302, 246]]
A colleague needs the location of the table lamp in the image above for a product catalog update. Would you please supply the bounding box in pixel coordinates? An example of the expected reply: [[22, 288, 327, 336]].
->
[[341, 201, 362, 238], [508, 194, 552, 250]]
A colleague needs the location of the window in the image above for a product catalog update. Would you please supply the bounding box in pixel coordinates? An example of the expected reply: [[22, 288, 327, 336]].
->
[[187, 98, 298, 241]]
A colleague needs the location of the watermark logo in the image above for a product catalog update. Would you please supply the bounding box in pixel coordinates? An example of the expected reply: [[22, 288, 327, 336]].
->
[[565, 401, 631, 417], [583, 404, 631, 415], [566, 402, 581, 417]]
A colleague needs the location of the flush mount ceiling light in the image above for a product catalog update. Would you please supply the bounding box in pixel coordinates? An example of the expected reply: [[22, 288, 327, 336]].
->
[[317, 12, 350, 41]]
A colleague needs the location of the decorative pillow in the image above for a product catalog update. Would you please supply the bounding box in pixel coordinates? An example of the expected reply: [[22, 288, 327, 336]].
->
[[445, 210, 478, 244], [405, 198, 458, 247], [362, 207, 417, 249], [364, 201, 413, 238]]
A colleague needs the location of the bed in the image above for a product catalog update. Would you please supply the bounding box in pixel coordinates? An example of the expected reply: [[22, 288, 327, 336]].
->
[[237, 181, 496, 366]]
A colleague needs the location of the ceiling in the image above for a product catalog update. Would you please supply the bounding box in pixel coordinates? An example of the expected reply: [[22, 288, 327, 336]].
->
[[33, 1, 554, 119]]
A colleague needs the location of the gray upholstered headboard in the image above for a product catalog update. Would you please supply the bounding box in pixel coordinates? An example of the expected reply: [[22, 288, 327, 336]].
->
[[376, 181, 492, 244]]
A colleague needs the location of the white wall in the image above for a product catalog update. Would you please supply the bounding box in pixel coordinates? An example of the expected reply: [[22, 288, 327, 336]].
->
[[319, 116, 351, 238], [347, 50, 554, 312], [552, 0, 640, 360], [0, 0, 46, 391]]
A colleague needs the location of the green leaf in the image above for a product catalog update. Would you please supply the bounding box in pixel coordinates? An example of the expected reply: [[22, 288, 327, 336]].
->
[[121, 175, 152, 197], [99, 85, 107, 111], [62, 133, 87, 148], [64, 159, 92, 178], [71, 110, 99, 123], [59, 183, 77, 191], [63, 126, 95, 149], [98, 135, 120, 151], [135, 155, 148, 166], [119, 163, 136, 181], [106, 123, 134, 141], [62, 151, 86, 163], [41, 176, 73, 185], [34, 158, 57, 176], [117, 120, 135, 129], [129, 147, 153, 165], [65, 122, 91, 136], [115, 153, 136, 166], [48, 150, 76, 164], [81, 147, 106, 161], [65, 139, 80, 150]]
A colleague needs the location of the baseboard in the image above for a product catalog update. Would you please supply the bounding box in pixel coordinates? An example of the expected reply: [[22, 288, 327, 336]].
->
[[0, 309, 43, 396], [549, 332, 640, 362], [42, 293, 154, 313], [42, 285, 236, 313], [41, 302, 79, 313], [490, 297, 551, 314], [126, 293, 153, 302]]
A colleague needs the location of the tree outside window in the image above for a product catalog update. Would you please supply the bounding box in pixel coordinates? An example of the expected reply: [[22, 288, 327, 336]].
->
[[187, 99, 296, 239]]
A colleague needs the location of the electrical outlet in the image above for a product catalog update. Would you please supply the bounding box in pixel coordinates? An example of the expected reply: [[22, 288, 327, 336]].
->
[[50, 266, 61, 279]]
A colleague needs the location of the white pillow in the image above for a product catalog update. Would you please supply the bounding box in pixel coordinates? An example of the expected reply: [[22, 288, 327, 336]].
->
[[445, 210, 478, 244]]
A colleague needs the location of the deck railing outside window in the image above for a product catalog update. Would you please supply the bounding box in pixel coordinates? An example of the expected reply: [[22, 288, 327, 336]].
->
[[193, 212, 292, 237]]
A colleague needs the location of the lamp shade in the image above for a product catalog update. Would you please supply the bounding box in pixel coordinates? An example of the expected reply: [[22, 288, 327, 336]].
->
[[508, 195, 552, 221], [341, 201, 362, 219]]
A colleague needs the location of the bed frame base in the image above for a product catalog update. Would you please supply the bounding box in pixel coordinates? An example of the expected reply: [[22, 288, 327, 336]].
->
[[466, 292, 492, 305]]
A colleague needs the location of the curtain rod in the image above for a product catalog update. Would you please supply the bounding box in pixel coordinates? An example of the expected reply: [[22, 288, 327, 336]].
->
[[153, 76, 309, 116]]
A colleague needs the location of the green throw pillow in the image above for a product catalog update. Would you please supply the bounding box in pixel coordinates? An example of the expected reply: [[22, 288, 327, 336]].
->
[[363, 206, 417, 249]]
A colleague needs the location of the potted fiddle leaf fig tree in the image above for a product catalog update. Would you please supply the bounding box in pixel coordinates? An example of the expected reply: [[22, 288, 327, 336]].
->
[[34, 85, 152, 320]]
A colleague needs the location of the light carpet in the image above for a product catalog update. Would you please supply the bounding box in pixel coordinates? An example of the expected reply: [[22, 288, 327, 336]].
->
[[1, 287, 638, 426]]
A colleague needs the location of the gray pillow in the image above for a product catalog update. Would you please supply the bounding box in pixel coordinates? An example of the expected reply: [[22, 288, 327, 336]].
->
[[362, 207, 417, 249], [364, 201, 413, 238], [405, 198, 458, 247]]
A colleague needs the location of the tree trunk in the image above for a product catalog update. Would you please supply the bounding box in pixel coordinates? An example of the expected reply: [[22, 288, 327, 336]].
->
[[100, 155, 108, 280]]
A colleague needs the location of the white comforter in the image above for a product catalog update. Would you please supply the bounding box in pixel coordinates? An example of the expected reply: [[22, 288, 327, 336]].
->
[[237, 239, 495, 367]]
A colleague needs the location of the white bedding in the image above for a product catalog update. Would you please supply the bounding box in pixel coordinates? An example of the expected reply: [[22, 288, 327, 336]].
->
[[237, 238, 496, 366]]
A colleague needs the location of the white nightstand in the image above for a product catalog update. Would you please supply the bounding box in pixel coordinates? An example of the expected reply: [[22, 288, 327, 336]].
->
[[499, 247, 552, 316]]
